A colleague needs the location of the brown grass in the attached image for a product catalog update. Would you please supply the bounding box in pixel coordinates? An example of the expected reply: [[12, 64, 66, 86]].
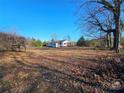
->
[[0, 48, 123, 93]]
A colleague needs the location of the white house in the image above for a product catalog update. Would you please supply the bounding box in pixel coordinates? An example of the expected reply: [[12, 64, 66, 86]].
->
[[47, 40, 69, 48]]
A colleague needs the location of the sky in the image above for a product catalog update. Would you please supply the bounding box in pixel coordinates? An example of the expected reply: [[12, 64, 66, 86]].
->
[[0, 0, 81, 41]]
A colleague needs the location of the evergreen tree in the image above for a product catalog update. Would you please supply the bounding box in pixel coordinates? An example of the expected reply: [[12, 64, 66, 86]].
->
[[77, 36, 86, 46]]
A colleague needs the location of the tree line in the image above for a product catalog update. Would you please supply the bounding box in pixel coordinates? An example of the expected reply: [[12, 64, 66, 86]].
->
[[77, 35, 124, 50], [0, 32, 48, 51]]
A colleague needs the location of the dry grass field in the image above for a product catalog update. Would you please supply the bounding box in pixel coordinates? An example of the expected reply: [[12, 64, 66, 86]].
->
[[0, 48, 124, 93]]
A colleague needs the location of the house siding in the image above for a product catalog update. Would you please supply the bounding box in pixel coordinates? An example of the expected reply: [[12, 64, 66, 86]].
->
[[47, 40, 69, 48]]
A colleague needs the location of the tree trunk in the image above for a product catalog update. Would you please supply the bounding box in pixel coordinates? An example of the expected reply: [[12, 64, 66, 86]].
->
[[113, 31, 116, 49], [114, 1, 121, 53], [109, 32, 112, 48], [115, 20, 121, 53], [106, 33, 110, 48]]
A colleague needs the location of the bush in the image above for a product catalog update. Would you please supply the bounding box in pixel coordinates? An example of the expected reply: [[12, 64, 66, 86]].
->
[[31, 38, 43, 48]]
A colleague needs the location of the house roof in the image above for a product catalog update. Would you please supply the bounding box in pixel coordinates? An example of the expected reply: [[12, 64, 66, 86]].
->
[[50, 40, 68, 43]]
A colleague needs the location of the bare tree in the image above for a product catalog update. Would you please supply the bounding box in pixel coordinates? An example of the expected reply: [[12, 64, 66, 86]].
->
[[78, 0, 124, 52], [0, 32, 26, 51], [85, 9, 114, 48], [50, 33, 58, 41]]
